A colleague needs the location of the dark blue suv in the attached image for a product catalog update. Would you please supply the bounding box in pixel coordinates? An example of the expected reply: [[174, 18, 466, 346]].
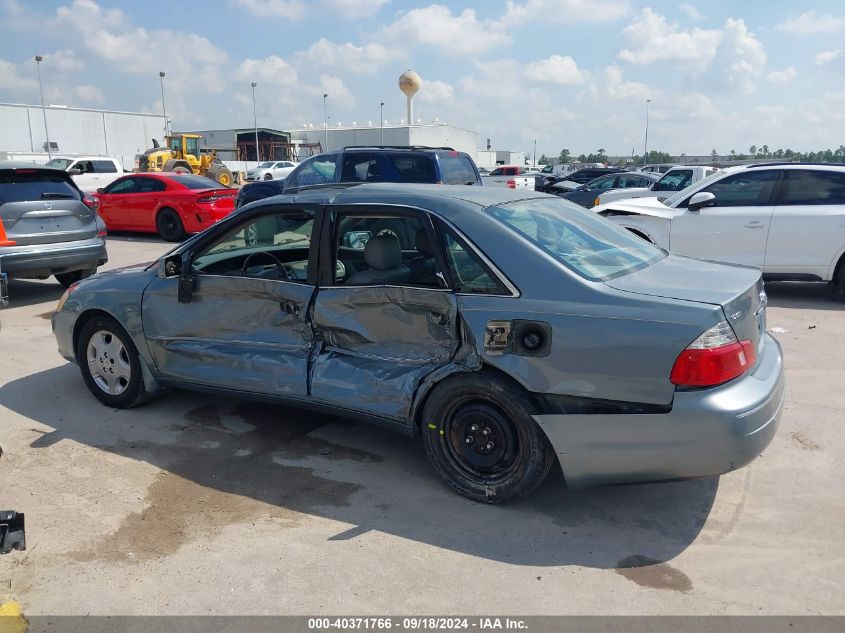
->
[[279, 146, 481, 194]]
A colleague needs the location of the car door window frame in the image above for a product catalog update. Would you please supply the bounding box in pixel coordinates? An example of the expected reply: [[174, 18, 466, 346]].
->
[[317, 204, 451, 291], [775, 169, 845, 206], [186, 203, 323, 286], [433, 216, 520, 297], [681, 170, 783, 208]]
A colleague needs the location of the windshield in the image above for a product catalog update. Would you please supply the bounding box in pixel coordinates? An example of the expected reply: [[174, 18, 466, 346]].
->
[[662, 169, 725, 207], [257, 162, 274, 168], [486, 197, 665, 282], [45, 158, 73, 170]]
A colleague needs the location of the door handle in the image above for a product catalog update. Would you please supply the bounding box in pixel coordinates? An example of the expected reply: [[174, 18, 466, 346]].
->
[[280, 301, 299, 316], [744, 221, 765, 228]]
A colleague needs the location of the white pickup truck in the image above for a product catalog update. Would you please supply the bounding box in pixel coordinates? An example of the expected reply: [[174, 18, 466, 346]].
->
[[481, 165, 534, 190], [44, 156, 124, 192], [594, 165, 719, 205]]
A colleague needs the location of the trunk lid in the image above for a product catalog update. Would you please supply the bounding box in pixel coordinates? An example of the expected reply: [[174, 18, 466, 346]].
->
[[0, 169, 98, 246], [606, 254, 767, 351]]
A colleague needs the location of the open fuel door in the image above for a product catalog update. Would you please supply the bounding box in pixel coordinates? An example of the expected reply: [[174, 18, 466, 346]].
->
[[309, 207, 459, 422]]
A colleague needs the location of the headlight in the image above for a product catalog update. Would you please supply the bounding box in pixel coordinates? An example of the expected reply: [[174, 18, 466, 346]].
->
[[55, 284, 78, 312]]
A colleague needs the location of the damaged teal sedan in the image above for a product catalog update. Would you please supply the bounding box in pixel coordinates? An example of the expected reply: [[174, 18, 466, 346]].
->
[[52, 184, 784, 503]]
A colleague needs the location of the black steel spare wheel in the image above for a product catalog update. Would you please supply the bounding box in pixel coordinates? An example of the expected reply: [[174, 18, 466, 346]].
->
[[421, 371, 555, 504], [445, 402, 519, 477]]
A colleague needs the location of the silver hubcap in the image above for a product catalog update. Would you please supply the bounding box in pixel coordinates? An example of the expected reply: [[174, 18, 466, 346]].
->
[[86, 330, 131, 396]]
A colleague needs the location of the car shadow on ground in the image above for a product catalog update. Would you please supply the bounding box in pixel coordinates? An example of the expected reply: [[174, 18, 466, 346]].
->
[[3, 279, 66, 309], [764, 281, 844, 311], [105, 232, 171, 244], [1, 364, 720, 569]]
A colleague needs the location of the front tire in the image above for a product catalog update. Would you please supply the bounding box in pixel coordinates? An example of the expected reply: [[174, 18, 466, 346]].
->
[[421, 371, 555, 504], [77, 316, 147, 408], [55, 267, 96, 287], [263, 173, 273, 180], [156, 208, 186, 242]]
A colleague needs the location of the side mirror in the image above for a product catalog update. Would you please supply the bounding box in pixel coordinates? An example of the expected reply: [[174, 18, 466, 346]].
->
[[159, 254, 181, 278], [688, 191, 716, 210], [96, 188, 105, 194], [68, 168, 82, 175]]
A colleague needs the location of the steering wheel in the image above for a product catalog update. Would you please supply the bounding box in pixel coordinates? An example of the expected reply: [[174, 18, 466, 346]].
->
[[241, 251, 289, 280]]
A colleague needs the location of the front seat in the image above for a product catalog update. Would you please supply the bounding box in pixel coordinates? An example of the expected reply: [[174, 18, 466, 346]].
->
[[345, 234, 410, 286]]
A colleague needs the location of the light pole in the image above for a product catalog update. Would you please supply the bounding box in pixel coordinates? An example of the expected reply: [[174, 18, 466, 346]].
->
[[380, 101, 384, 145], [251, 82, 259, 163], [323, 93, 328, 150], [533, 139, 537, 167], [34, 55, 51, 159], [159, 71, 168, 138], [643, 99, 651, 165]]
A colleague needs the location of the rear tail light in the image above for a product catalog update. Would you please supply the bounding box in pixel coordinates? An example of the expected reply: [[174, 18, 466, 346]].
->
[[97, 226, 107, 237], [670, 321, 756, 388], [197, 193, 236, 204], [507, 179, 516, 189], [83, 194, 99, 211]]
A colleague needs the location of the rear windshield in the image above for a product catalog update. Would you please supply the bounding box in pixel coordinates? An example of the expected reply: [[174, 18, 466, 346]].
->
[[439, 155, 480, 185], [486, 197, 665, 282], [0, 171, 81, 205], [45, 158, 73, 170], [169, 174, 224, 190], [388, 155, 436, 182]]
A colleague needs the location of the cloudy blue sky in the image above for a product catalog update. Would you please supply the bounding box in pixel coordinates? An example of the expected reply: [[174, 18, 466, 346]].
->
[[1, 0, 844, 157]]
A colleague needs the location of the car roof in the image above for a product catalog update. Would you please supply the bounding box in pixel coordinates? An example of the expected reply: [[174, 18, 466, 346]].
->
[[0, 161, 65, 171], [256, 182, 549, 215]]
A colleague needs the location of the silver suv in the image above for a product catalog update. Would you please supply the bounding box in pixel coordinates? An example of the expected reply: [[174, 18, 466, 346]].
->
[[0, 162, 108, 287]]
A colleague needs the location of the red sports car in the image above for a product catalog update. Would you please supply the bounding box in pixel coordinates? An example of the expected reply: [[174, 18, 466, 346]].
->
[[93, 173, 237, 241]]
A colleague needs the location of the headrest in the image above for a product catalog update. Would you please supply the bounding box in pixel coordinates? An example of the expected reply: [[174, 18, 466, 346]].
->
[[414, 228, 434, 256], [364, 234, 402, 270]]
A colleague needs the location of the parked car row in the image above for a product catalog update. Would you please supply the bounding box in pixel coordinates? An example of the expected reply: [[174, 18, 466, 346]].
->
[[594, 163, 845, 291]]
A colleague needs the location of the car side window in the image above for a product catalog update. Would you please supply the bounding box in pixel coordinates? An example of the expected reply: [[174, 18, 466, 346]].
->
[[439, 225, 509, 295], [72, 160, 95, 174], [136, 178, 166, 193], [333, 212, 444, 288], [388, 155, 436, 182], [590, 176, 616, 191], [439, 156, 479, 185], [340, 154, 378, 182], [287, 156, 338, 189], [653, 170, 692, 192], [105, 178, 136, 194], [778, 170, 845, 205], [192, 209, 315, 282], [698, 170, 780, 207], [93, 160, 118, 173]]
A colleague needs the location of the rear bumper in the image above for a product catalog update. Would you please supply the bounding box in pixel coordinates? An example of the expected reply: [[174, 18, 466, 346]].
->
[[0, 238, 107, 277], [534, 334, 785, 489], [182, 205, 235, 233]]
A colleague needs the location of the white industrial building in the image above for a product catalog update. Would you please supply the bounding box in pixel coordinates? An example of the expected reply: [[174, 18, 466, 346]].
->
[[289, 122, 477, 157], [475, 150, 527, 170], [0, 102, 166, 170]]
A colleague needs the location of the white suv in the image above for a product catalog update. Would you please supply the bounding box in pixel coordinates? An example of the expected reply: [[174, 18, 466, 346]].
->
[[592, 163, 845, 291], [246, 160, 298, 181]]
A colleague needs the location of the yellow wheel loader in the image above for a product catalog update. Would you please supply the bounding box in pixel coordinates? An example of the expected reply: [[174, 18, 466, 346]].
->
[[134, 133, 234, 187]]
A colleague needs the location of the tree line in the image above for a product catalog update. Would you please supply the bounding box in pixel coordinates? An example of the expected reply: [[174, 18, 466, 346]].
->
[[537, 146, 845, 166]]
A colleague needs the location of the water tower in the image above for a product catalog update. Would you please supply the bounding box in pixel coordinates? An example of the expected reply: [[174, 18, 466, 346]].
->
[[398, 70, 421, 127]]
